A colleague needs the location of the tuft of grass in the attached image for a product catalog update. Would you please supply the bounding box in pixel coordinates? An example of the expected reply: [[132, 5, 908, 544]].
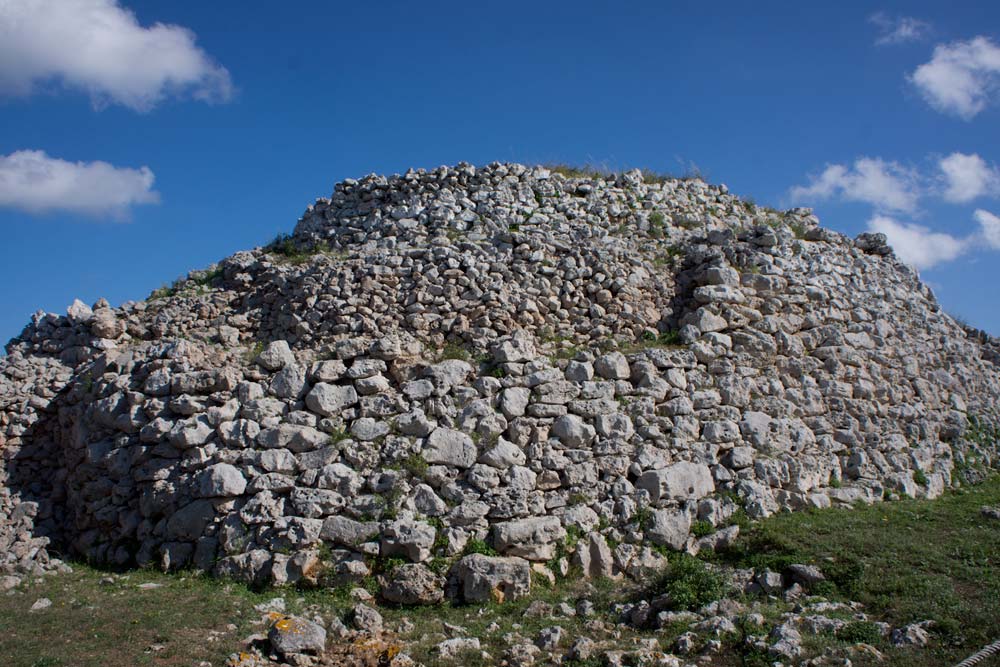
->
[[648, 211, 666, 238], [835, 621, 884, 644], [244, 341, 265, 364], [438, 341, 472, 362], [266, 233, 331, 265], [461, 538, 499, 557], [691, 520, 714, 538], [650, 553, 726, 611], [148, 280, 182, 301]]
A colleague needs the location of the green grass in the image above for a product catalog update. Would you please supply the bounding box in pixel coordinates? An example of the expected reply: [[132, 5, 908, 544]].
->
[[265, 233, 333, 265], [0, 568, 272, 667], [716, 474, 1000, 666], [647, 553, 726, 611]]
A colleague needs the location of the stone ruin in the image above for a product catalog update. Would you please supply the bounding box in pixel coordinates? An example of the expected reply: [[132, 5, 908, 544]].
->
[[1, 161, 998, 603]]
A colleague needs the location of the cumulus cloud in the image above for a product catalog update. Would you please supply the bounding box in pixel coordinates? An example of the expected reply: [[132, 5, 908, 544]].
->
[[974, 209, 1000, 249], [939, 152, 1000, 202], [0, 149, 159, 219], [870, 13, 930, 46], [0, 0, 233, 111], [910, 37, 1000, 119], [790, 158, 920, 213], [867, 215, 969, 270]]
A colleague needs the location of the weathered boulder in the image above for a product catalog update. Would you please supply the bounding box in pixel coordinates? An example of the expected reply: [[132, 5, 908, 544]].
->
[[256, 341, 295, 371], [268, 615, 327, 656], [196, 463, 247, 497], [451, 553, 531, 603], [423, 428, 477, 468], [380, 563, 445, 605], [646, 509, 691, 550], [492, 517, 566, 560], [381, 519, 436, 562], [637, 461, 715, 503], [305, 383, 359, 417]]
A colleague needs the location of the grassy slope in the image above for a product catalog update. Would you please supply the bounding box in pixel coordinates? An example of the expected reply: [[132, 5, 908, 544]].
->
[[1, 476, 998, 667], [718, 476, 1000, 666]]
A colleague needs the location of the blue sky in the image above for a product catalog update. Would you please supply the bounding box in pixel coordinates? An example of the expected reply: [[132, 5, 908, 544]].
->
[[1, 0, 999, 346]]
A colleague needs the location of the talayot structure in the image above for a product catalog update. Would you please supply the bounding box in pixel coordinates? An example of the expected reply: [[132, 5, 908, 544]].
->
[[2, 162, 998, 600]]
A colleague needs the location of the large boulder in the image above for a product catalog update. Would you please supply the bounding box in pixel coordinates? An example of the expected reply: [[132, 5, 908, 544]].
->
[[165, 499, 216, 541], [268, 615, 327, 656], [380, 519, 436, 562], [256, 340, 295, 371], [380, 563, 445, 605], [305, 383, 359, 417], [423, 428, 477, 468], [321, 516, 379, 547], [196, 463, 247, 497], [637, 461, 715, 503], [451, 553, 531, 603], [646, 509, 691, 550], [492, 329, 536, 363], [258, 424, 328, 452], [551, 415, 596, 447], [492, 517, 566, 561]]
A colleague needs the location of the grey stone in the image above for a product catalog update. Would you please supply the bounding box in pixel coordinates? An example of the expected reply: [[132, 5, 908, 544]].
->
[[258, 424, 328, 452], [196, 463, 247, 497], [380, 563, 445, 605], [637, 461, 715, 502], [321, 516, 379, 547], [423, 428, 477, 468], [305, 383, 359, 417], [551, 414, 596, 447], [594, 351, 630, 379], [493, 517, 566, 560], [381, 519, 436, 562], [166, 499, 216, 541], [256, 340, 295, 371], [646, 509, 690, 550], [451, 553, 532, 603]]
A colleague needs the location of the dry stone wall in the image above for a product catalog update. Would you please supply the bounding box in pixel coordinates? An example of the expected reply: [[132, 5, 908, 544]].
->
[[1, 162, 998, 600]]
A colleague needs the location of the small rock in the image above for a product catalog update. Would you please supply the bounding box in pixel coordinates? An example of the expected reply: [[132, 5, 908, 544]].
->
[[535, 626, 564, 651], [268, 615, 327, 656], [30, 598, 52, 611], [350, 603, 383, 635], [256, 340, 295, 371], [891, 621, 933, 647], [436, 637, 481, 659], [380, 564, 445, 605]]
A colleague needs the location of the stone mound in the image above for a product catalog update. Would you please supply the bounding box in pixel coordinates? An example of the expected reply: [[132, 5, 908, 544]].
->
[[1, 162, 998, 599]]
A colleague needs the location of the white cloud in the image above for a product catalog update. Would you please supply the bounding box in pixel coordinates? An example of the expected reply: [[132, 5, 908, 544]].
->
[[974, 209, 1000, 249], [0, 0, 233, 111], [867, 215, 969, 270], [910, 37, 1000, 119], [790, 157, 920, 212], [939, 152, 1000, 202], [0, 149, 159, 219], [870, 13, 930, 46]]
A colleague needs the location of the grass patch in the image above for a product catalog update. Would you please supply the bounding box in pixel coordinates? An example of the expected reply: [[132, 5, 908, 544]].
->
[[437, 341, 473, 362], [265, 233, 332, 265], [716, 475, 1000, 666], [648, 553, 726, 611], [0, 568, 272, 667]]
